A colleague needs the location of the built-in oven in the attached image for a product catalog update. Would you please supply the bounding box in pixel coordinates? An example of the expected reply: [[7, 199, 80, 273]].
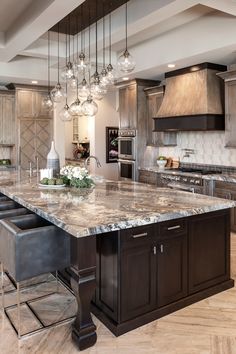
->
[[118, 129, 136, 160], [118, 159, 136, 181]]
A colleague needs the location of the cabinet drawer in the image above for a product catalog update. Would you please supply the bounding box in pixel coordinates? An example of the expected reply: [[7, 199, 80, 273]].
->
[[159, 219, 187, 238], [120, 224, 155, 247]]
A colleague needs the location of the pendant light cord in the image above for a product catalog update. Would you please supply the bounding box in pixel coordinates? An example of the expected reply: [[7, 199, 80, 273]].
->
[[125, 2, 128, 51], [48, 31, 50, 94], [95, 0, 98, 73], [57, 22, 60, 83], [103, 1, 105, 69], [109, 12, 111, 64]]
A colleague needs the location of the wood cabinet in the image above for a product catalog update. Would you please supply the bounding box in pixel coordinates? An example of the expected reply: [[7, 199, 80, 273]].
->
[[0, 93, 15, 145], [15, 86, 53, 169], [144, 86, 177, 146], [139, 169, 157, 185], [188, 211, 230, 294], [119, 85, 137, 129], [93, 210, 232, 336], [17, 89, 52, 119], [217, 70, 236, 147], [213, 180, 236, 232]]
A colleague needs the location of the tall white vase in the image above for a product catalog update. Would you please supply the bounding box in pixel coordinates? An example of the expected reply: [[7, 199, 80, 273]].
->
[[47, 141, 60, 176]]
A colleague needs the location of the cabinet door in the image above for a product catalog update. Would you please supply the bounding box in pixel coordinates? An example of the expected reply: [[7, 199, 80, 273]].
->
[[225, 80, 236, 147], [229, 191, 236, 232], [17, 90, 34, 118], [213, 188, 231, 200], [119, 85, 137, 128], [35, 119, 52, 169], [157, 234, 188, 308], [2, 95, 15, 144], [120, 240, 156, 321], [19, 119, 36, 168], [0, 96, 3, 143], [188, 211, 230, 294]]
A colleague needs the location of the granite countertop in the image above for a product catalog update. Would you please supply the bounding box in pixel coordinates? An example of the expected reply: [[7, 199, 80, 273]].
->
[[139, 166, 236, 182], [0, 170, 234, 239]]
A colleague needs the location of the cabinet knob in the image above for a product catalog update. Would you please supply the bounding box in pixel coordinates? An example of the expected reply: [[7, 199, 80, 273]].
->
[[153, 246, 157, 255], [160, 244, 164, 253]]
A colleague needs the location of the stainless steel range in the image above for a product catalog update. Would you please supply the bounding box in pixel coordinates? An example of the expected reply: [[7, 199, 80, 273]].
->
[[157, 168, 222, 194]]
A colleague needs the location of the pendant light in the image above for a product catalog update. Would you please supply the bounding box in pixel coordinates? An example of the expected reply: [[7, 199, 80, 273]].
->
[[82, 3, 98, 116], [51, 22, 65, 103], [42, 30, 53, 110], [100, 1, 108, 88], [90, 0, 107, 101], [76, 4, 88, 73], [61, 15, 74, 80], [69, 14, 82, 116], [106, 12, 116, 85], [69, 23, 77, 91], [60, 27, 72, 122], [117, 2, 135, 73]]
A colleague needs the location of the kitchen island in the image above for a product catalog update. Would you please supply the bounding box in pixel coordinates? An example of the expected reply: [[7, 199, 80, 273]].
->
[[0, 169, 235, 350]]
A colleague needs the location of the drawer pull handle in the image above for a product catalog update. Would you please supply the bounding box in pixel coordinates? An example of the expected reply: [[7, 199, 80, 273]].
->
[[132, 232, 148, 239], [160, 244, 164, 253], [167, 225, 181, 231]]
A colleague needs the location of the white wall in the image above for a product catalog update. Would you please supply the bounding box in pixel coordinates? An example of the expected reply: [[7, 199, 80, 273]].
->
[[158, 131, 236, 167]]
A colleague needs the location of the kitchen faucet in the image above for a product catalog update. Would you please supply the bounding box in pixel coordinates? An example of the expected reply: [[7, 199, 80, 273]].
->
[[84, 156, 101, 169]]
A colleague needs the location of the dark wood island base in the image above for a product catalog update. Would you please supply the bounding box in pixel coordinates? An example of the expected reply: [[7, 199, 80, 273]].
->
[[92, 209, 234, 337]]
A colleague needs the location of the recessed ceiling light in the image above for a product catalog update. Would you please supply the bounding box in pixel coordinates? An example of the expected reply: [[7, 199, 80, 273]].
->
[[31, 80, 38, 84], [122, 77, 129, 81], [167, 64, 175, 68]]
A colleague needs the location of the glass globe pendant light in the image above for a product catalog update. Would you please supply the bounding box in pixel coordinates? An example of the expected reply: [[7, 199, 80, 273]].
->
[[90, 9, 107, 101], [60, 80, 72, 121], [69, 79, 83, 116], [76, 5, 88, 74], [81, 94, 98, 116], [61, 15, 74, 81], [51, 22, 65, 103], [117, 2, 136, 73], [78, 76, 89, 98], [69, 34, 77, 90], [42, 30, 53, 111], [81, 2, 98, 116], [106, 13, 117, 85]]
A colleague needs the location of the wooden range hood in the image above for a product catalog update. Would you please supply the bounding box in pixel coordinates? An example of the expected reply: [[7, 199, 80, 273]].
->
[[153, 63, 226, 131]]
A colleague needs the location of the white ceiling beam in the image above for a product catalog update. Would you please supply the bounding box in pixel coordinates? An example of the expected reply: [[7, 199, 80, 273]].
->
[[0, 0, 85, 62]]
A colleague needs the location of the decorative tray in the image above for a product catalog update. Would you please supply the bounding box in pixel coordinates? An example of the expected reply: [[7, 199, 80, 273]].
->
[[38, 184, 66, 189]]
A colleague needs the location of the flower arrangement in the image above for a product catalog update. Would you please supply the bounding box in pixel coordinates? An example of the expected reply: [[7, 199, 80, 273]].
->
[[60, 165, 94, 189]]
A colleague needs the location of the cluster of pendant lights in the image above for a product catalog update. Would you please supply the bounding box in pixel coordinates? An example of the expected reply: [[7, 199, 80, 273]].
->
[[43, 1, 135, 120]]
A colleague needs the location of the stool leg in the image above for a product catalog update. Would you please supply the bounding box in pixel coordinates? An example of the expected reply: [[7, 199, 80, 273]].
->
[[1, 263, 4, 309], [16, 283, 21, 339]]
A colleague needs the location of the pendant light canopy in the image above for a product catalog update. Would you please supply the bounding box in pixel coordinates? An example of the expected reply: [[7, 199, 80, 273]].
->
[[42, 31, 53, 111], [117, 2, 135, 73], [51, 23, 65, 103]]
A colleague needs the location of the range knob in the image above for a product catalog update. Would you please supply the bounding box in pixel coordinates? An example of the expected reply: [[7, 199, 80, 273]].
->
[[195, 180, 200, 185], [183, 178, 187, 182], [190, 179, 195, 183]]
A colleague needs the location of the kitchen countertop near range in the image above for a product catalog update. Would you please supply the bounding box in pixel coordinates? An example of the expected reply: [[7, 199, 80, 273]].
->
[[139, 166, 236, 182], [0, 169, 234, 239]]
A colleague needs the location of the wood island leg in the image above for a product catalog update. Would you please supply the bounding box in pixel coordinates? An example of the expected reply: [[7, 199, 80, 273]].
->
[[70, 237, 97, 351]]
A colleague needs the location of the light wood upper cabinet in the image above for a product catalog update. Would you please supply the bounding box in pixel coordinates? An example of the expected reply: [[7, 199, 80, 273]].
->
[[0, 93, 15, 145], [144, 86, 177, 147], [217, 70, 236, 148], [119, 84, 137, 129], [17, 89, 52, 119]]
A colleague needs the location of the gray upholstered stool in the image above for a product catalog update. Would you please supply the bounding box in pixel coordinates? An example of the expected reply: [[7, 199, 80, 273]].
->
[[0, 213, 71, 338]]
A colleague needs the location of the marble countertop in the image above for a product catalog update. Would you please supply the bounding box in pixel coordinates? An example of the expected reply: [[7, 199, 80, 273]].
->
[[0, 170, 234, 239], [139, 166, 236, 182]]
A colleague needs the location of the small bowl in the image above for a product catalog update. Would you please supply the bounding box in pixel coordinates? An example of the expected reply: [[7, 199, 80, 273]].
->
[[156, 160, 167, 170]]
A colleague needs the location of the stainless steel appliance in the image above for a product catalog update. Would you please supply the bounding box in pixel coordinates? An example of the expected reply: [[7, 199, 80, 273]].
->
[[157, 168, 222, 194], [118, 129, 137, 180], [118, 129, 136, 160], [118, 159, 136, 181]]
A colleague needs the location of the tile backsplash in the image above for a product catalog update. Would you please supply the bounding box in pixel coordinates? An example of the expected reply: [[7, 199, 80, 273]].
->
[[158, 131, 236, 167]]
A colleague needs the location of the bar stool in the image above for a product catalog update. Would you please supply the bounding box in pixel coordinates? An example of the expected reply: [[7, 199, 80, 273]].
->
[[0, 213, 71, 338]]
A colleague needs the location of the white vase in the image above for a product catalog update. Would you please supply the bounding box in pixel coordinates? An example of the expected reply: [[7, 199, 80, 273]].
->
[[47, 141, 60, 176]]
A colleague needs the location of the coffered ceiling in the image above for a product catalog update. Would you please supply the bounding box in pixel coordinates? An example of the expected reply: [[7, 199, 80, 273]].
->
[[1, 0, 236, 85]]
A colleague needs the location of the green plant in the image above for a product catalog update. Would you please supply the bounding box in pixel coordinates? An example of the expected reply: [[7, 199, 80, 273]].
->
[[157, 156, 167, 161]]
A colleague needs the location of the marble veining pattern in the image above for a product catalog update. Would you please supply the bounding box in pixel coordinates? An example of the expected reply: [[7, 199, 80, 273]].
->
[[0, 170, 234, 239]]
